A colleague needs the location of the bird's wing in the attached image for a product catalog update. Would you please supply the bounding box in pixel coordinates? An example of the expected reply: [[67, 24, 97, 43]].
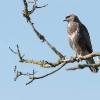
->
[[78, 23, 93, 53], [78, 23, 99, 72]]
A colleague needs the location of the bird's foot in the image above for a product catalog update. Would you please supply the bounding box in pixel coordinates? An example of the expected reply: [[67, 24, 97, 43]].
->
[[77, 55, 83, 62], [70, 54, 77, 62]]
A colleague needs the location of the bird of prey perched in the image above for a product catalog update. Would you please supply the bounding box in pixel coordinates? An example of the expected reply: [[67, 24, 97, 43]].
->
[[63, 14, 99, 73]]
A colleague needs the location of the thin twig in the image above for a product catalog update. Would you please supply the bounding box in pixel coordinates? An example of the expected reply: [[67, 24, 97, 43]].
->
[[28, 0, 48, 15], [36, 4, 48, 8], [14, 66, 37, 81], [9, 47, 17, 54], [9, 45, 25, 62]]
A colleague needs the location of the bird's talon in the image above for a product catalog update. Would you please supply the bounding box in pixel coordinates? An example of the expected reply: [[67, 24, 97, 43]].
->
[[70, 56, 74, 62], [70, 55, 77, 62], [78, 56, 82, 62]]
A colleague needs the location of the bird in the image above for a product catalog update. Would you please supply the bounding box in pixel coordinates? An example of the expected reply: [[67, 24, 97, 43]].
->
[[63, 14, 99, 73]]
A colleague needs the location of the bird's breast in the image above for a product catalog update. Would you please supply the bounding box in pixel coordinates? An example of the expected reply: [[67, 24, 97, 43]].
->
[[68, 31, 78, 51], [68, 30, 77, 40]]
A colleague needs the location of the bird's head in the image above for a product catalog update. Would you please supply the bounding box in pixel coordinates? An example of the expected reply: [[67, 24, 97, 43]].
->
[[63, 14, 78, 22]]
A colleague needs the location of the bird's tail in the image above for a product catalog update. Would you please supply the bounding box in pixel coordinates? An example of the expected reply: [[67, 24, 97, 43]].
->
[[86, 58, 99, 73]]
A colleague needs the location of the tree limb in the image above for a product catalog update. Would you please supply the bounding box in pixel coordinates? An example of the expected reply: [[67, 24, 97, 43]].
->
[[66, 63, 100, 71], [22, 0, 65, 60], [14, 61, 67, 85], [9, 45, 63, 68]]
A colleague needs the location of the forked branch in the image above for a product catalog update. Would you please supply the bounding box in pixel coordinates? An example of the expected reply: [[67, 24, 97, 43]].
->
[[14, 61, 67, 85], [9, 45, 63, 67]]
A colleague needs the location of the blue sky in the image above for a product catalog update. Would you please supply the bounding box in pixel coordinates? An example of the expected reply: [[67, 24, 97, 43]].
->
[[0, 0, 100, 100]]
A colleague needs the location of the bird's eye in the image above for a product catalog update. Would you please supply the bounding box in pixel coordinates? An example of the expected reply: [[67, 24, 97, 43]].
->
[[66, 16, 70, 18]]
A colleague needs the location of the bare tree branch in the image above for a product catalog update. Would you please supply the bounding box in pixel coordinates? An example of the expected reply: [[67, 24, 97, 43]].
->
[[9, 45, 63, 67], [14, 61, 67, 85], [22, 0, 65, 60], [9, 45, 100, 68], [28, 20, 65, 60], [14, 66, 37, 81], [28, 0, 38, 3], [9, 0, 100, 85], [66, 63, 100, 71], [28, 0, 48, 15], [63, 52, 100, 62]]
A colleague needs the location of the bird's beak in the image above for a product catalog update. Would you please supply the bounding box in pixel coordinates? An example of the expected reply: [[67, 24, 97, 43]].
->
[[63, 17, 66, 21]]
